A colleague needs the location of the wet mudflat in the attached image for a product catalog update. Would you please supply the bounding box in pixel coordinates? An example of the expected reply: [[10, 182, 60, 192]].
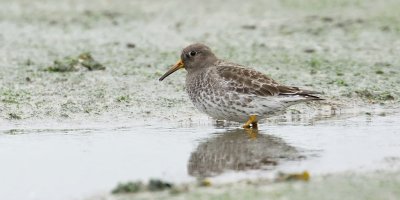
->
[[1, 112, 399, 200], [1, 0, 400, 199]]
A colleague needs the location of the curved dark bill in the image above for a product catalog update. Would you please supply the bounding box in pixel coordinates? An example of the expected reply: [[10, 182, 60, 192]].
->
[[159, 59, 184, 81]]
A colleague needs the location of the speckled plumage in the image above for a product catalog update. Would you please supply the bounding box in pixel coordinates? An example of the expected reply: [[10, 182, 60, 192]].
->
[[160, 43, 322, 123]]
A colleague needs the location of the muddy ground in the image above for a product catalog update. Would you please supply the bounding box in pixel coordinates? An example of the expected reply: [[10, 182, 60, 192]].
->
[[1, 0, 399, 125], [94, 170, 400, 200], [1, 0, 400, 199]]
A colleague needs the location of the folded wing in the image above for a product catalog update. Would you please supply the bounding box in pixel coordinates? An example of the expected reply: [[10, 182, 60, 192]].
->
[[216, 63, 322, 100]]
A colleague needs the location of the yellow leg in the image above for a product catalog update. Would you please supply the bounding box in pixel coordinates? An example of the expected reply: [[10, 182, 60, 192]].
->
[[242, 115, 258, 129], [245, 128, 259, 139]]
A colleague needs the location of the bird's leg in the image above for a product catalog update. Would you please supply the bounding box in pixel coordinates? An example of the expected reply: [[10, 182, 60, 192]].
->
[[245, 128, 259, 139], [242, 115, 258, 129], [251, 121, 258, 129]]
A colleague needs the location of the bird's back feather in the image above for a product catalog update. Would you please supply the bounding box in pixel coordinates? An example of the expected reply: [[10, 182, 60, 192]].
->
[[214, 61, 322, 101]]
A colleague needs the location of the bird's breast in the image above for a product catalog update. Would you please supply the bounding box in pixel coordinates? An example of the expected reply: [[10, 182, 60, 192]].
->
[[186, 70, 221, 110], [185, 70, 247, 121]]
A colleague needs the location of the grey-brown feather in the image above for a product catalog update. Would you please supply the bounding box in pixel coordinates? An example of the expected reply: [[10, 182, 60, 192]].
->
[[215, 61, 322, 101]]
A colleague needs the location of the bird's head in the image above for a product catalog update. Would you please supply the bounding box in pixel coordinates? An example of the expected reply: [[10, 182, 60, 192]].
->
[[159, 43, 218, 81]]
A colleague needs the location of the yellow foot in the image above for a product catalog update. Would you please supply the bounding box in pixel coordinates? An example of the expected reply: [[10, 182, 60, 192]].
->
[[242, 115, 258, 129]]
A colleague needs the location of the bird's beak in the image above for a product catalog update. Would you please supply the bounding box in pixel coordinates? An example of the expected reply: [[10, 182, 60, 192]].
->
[[159, 59, 184, 81]]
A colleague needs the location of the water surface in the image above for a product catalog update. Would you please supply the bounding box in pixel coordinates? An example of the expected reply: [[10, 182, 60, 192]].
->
[[1, 113, 400, 200]]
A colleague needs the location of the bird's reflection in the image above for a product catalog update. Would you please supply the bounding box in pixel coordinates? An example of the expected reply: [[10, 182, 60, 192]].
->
[[188, 129, 301, 178]]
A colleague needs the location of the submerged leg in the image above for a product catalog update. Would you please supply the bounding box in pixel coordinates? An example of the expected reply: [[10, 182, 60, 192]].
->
[[251, 121, 258, 129], [245, 128, 259, 139], [242, 115, 258, 129]]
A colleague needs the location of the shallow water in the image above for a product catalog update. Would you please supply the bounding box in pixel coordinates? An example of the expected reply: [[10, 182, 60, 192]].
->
[[1, 113, 400, 200]]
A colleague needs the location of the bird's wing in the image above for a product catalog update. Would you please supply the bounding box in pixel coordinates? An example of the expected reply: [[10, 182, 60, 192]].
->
[[215, 62, 321, 99]]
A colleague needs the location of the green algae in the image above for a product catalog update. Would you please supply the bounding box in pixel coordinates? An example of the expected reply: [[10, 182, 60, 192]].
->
[[147, 179, 173, 192], [355, 90, 395, 101], [0, 89, 30, 104], [45, 53, 105, 72], [78, 52, 106, 71], [111, 179, 173, 194], [116, 95, 131, 103], [7, 113, 21, 120], [46, 57, 80, 72], [112, 181, 143, 194]]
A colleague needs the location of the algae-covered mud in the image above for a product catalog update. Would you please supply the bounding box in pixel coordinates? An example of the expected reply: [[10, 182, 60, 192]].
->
[[1, 0, 400, 200], [1, 0, 400, 123]]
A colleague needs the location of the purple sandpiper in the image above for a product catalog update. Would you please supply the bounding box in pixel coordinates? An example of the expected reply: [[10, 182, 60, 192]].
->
[[159, 43, 322, 128]]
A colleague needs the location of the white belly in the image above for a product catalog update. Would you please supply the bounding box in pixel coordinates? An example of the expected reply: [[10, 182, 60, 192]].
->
[[189, 91, 291, 123]]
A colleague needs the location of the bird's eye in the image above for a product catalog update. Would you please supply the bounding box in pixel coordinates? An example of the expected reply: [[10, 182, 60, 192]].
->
[[189, 51, 197, 56]]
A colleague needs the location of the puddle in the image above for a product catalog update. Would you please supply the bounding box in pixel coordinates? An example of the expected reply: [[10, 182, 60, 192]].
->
[[1, 113, 400, 200], [188, 129, 302, 178]]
